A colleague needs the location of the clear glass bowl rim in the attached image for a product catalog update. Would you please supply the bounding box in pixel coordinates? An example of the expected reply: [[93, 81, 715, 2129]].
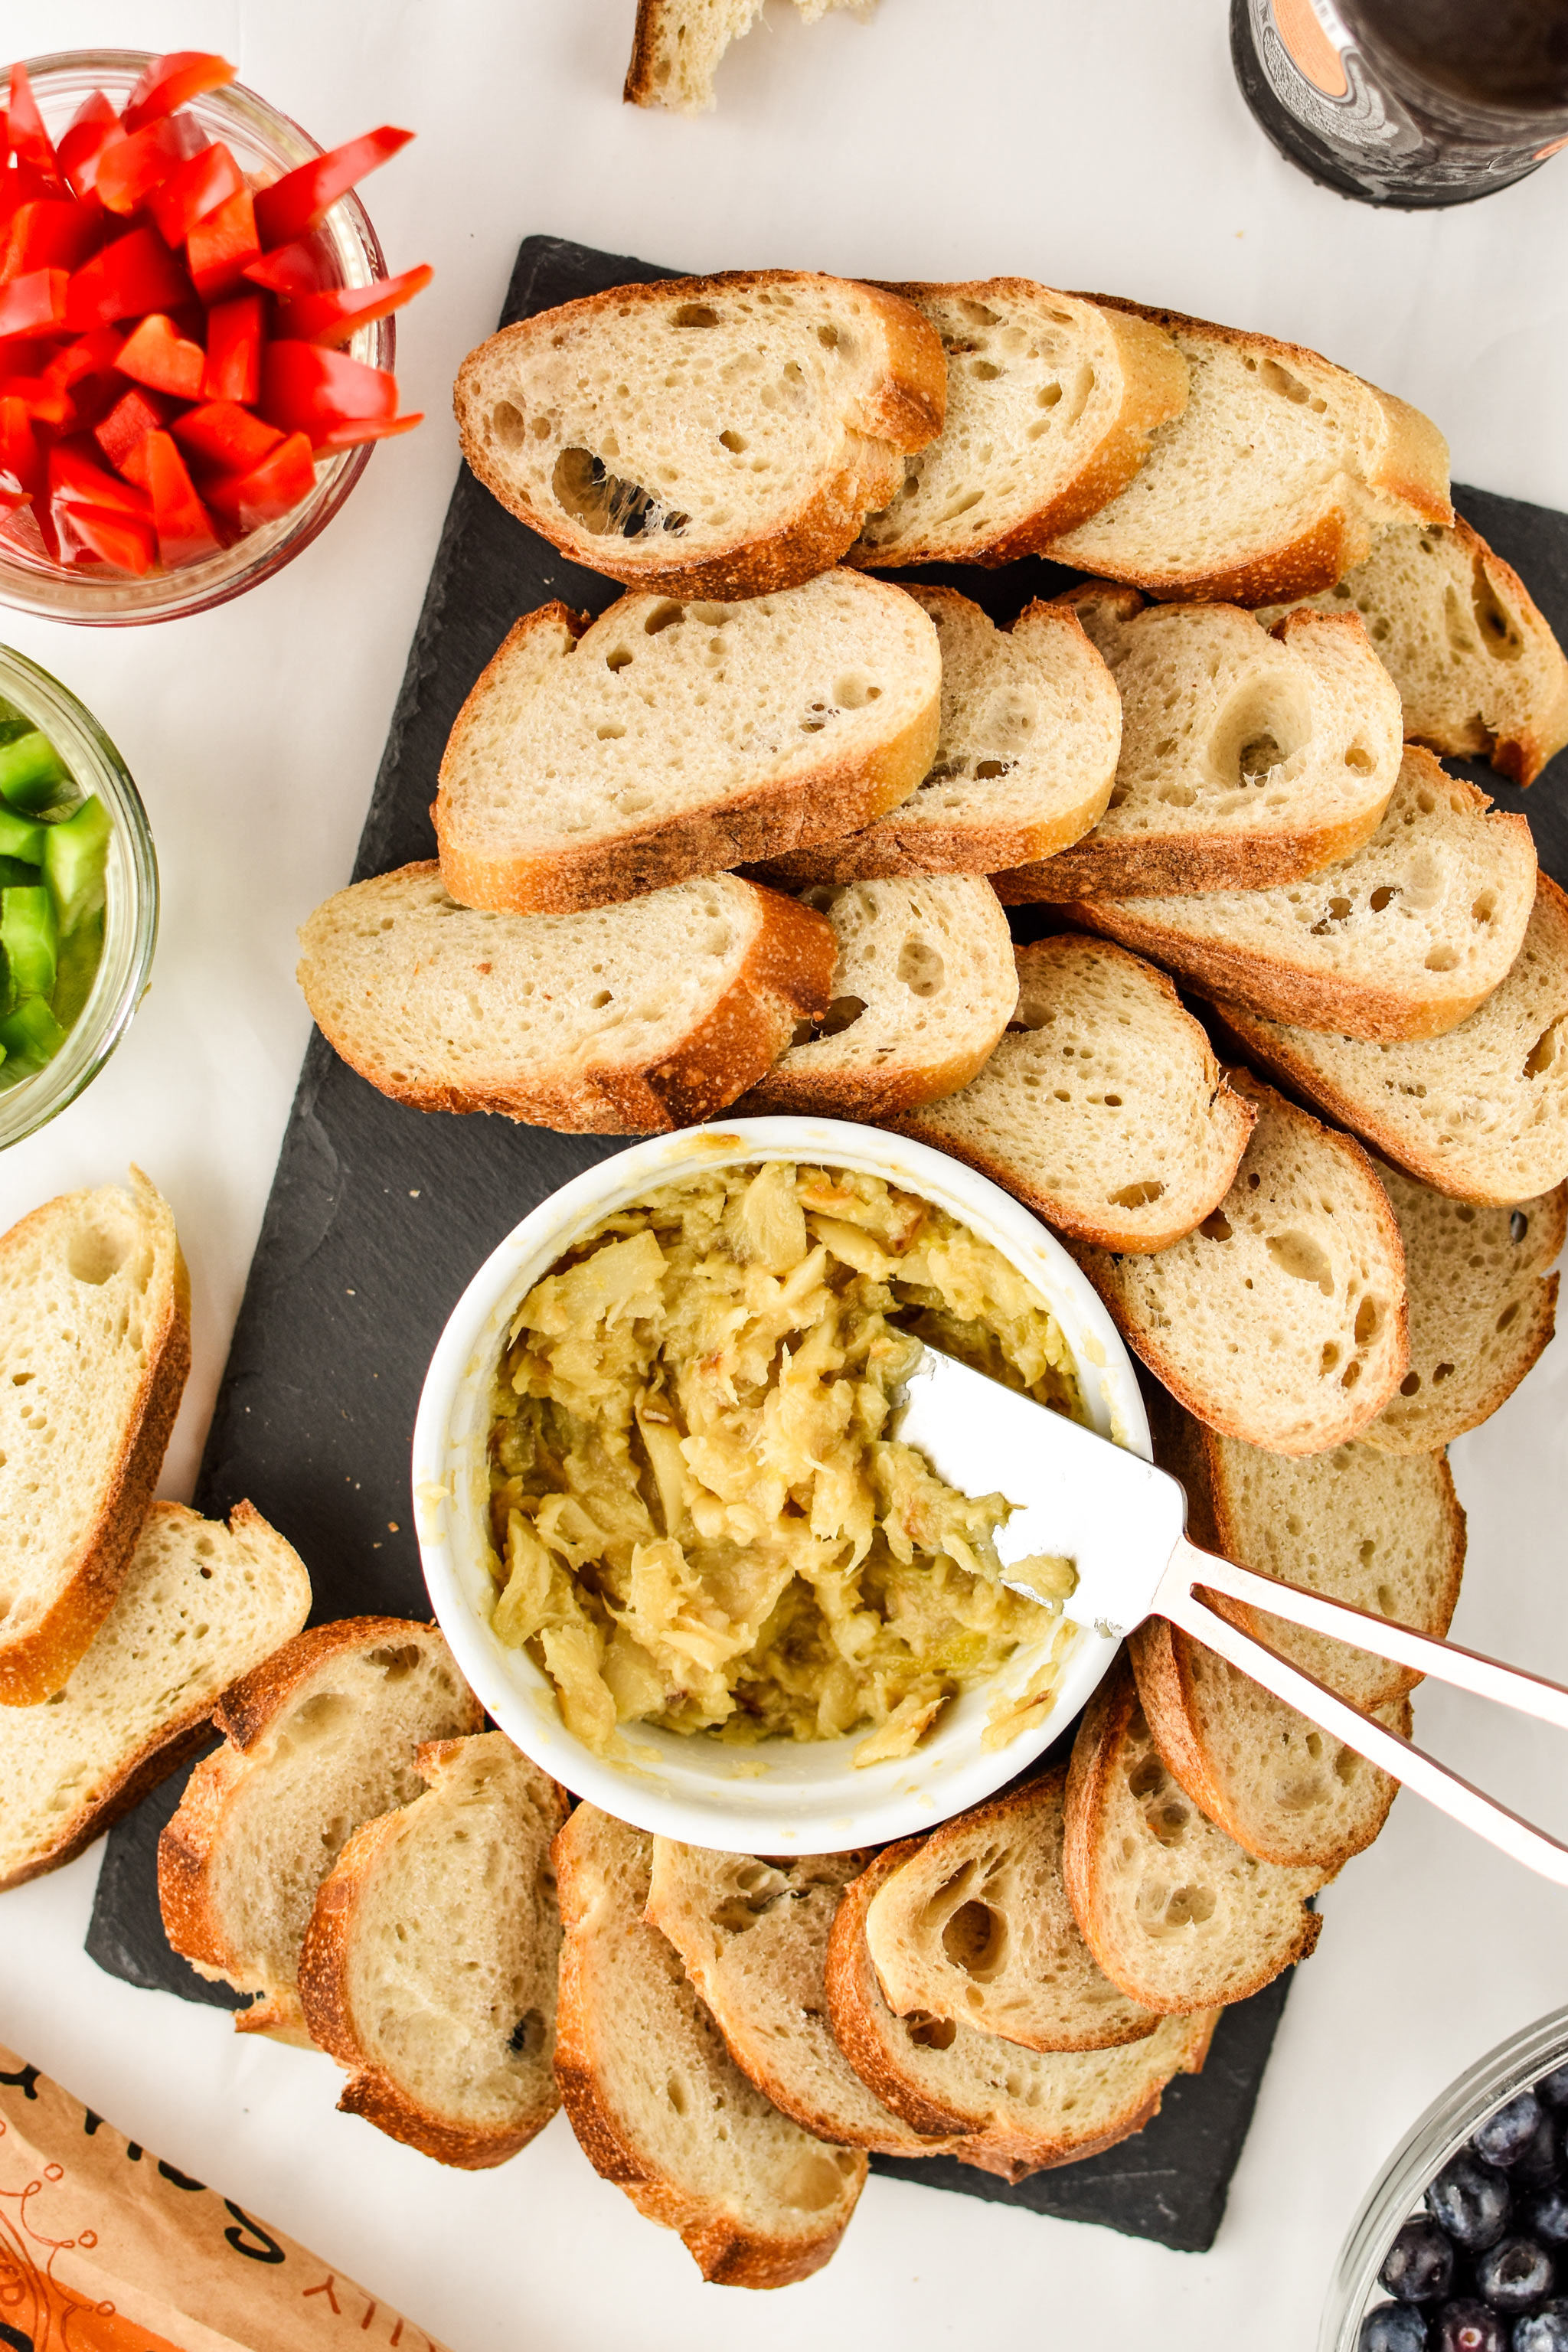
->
[[0, 643, 158, 1144], [1321, 2001, 1568, 2350], [0, 50, 392, 626]]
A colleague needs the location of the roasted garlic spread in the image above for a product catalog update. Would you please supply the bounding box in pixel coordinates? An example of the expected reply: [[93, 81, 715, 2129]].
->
[[487, 1161, 1082, 1762]]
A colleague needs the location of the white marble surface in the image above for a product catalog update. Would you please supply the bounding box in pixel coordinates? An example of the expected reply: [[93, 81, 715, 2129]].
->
[[2, 3, 1567, 2346]]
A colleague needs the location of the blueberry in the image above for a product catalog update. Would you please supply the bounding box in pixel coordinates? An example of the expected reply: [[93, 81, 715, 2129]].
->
[[1481, 2099, 1550, 2171], [1476, 2239, 1556, 2314], [1515, 2115, 1563, 2189], [1529, 2193, 1568, 2249], [1385, 2220, 1460, 2304], [1514, 2301, 1568, 2351], [1431, 2154, 1514, 2250], [1434, 2303, 1508, 2352], [1536, 2069, 1568, 2112], [1361, 2306, 1431, 2352]]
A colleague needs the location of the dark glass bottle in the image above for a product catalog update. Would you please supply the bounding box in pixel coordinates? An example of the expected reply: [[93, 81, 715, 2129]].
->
[[1231, 0, 1568, 207]]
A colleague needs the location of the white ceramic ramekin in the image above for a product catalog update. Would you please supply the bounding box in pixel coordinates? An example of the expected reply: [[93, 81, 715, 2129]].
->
[[412, 1116, 1150, 1853]]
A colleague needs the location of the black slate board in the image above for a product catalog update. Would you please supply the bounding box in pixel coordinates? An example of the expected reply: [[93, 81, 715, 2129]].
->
[[85, 235, 1568, 2254]]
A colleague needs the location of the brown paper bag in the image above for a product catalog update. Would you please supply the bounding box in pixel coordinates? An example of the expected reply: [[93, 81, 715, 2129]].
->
[[0, 2043, 453, 2352]]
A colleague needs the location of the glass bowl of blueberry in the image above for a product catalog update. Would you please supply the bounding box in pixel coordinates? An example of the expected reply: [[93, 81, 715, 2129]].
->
[[1325, 2007, 1568, 2352]]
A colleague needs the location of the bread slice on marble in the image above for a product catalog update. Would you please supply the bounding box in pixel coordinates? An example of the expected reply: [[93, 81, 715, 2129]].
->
[[1062, 1659, 1326, 2012], [738, 875, 1016, 1116], [1145, 1383, 1465, 1712], [158, 1619, 482, 2043], [455, 273, 943, 599], [1069, 1068, 1408, 1455], [298, 1733, 568, 2168], [626, 1, 878, 116], [996, 591, 1401, 899], [0, 1168, 190, 1706], [894, 933, 1255, 1252], [1129, 1617, 1412, 1875], [1208, 876, 1568, 1205], [1068, 749, 1536, 1044], [851, 281, 1187, 566], [759, 590, 1120, 883], [553, 1805, 865, 2287], [298, 865, 835, 1134], [435, 576, 940, 913], [859, 1769, 1161, 2052], [1257, 518, 1568, 787], [1360, 1163, 1566, 1455], [645, 1841, 954, 2156], [1046, 304, 1451, 606], [0, 1502, 309, 1892], [825, 1842, 1217, 2181]]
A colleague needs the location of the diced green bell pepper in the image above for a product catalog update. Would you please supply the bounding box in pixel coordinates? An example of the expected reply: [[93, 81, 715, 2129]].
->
[[51, 909, 104, 1034], [0, 806, 45, 864], [0, 857, 40, 890], [0, 995, 64, 1075], [0, 730, 69, 813], [0, 885, 57, 1005], [43, 795, 110, 932]]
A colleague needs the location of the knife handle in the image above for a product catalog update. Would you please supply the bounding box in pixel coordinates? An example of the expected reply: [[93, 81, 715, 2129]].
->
[[1152, 1539, 1568, 1887]]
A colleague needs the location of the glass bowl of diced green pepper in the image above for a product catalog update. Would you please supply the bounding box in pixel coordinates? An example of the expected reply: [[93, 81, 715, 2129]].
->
[[0, 643, 155, 1141]]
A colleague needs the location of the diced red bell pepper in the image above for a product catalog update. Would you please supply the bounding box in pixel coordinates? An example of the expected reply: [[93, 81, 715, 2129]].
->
[[0, 394, 42, 500], [67, 227, 191, 330], [115, 310, 205, 399], [5, 65, 64, 194], [147, 141, 243, 247], [317, 410, 424, 450], [2, 199, 100, 280], [204, 429, 315, 529], [0, 270, 67, 340], [47, 438, 153, 519], [187, 187, 259, 301], [253, 126, 413, 248], [242, 236, 337, 296], [94, 112, 208, 217], [42, 325, 124, 389], [171, 397, 281, 473], [277, 262, 433, 347], [94, 384, 171, 472], [260, 340, 397, 444], [57, 501, 157, 572], [201, 292, 261, 402], [0, 374, 73, 426], [122, 52, 237, 134], [57, 90, 119, 194], [137, 429, 220, 564]]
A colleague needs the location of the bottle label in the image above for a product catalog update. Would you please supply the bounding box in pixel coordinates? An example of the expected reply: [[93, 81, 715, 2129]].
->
[[1272, 0, 1347, 96]]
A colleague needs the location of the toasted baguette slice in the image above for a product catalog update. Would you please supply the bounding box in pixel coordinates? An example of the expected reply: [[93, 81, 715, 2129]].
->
[[554, 1806, 865, 2287], [0, 1503, 309, 1892], [1258, 519, 1568, 788], [1069, 749, 1537, 1044], [1129, 1617, 1411, 1872], [825, 1846, 1217, 2180], [850, 282, 1187, 567], [1047, 303, 1451, 606], [738, 877, 1016, 1116], [998, 593, 1402, 900], [626, 0, 876, 116], [759, 591, 1121, 883], [895, 934, 1256, 1252], [1062, 1659, 1325, 2013], [1208, 876, 1568, 1204], [1361, 1164, 1566, 1455], [1070, 1069, 1407, 1454], [455, 274, 943, 600], [0, 1169, 190, 1706], [436, 578, 940, 915], [297, 1733, 567, 2168], [158, 1619, 482, 2043], [298, 865, 834, 1135], [645, 1841, 952, 2156], [1145, 1384, 1465, 1711], [861, 1770, 1161, 2052]]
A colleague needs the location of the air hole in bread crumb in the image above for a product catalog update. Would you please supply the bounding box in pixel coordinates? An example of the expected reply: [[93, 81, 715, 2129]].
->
[[1400, 1370, 1421, 1395], [1321, 1343, 1340, 1373], [717, 429, 746, 452], [897, 939, 943, 998], [1269, 1230, 1334, 1292], [509, 2009, 545, 2058], [785, 2153, 851, 2212], [596, 720, 626, 740], [835, 673, 880, 710], [1425, 946, 1459, 972], [67, 1227, 126, 1285], [665, 2073, 691, 2115], [1511, 1210, 1530, 1243], [905, 2012, 958, 2050], [1341, 1359, 1362, 1389], [670, 303, 719, 328], [1369, 886, 1399, 913], [489, 400, 525, 450], [817, 995, 867, 1038], [1199, 1210, 1233, 1242], [643, 602, 684, 635], [1111, 1180, 1164, 1210], [1472, 891, 1497, 923], [942, 1900, 1009, 1980]]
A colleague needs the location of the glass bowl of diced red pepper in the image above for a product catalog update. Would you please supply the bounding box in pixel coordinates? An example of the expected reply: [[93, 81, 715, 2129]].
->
[[0, 50, 430, 622]]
